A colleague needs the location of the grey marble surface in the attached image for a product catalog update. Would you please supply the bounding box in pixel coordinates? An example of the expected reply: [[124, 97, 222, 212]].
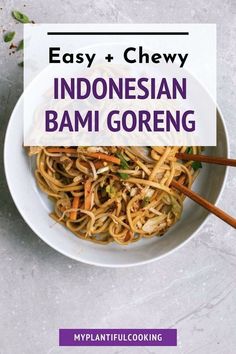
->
[[0, 1, 236, 353]]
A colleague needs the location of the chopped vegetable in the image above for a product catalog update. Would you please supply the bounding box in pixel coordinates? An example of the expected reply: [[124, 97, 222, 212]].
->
[[191, 161, 202, 171], [17, 39, 24, 51], [47, 147, 77, 154], [116, 152, 129, 169], [94, 161, 106, 169], [84, 178, 92, 210], [70, 196, 80, 220], [119, 172, 129, 180], [170, 196, 182, 219], [86, 152, 120, 165], [142, 215, 166, 233], [96, 166, 110, 174], [186, 147, 193, 154], [162, 193, 171, 204], [105, 185, 117, 198], [124, 230, 133, 242], [141, 197, 150, 208], [80, 160, 105, 169], [12, 10, 30, 23], [116, 152, 130, 179], [183, 147, 202, 171], [4, 31, 15, 42]]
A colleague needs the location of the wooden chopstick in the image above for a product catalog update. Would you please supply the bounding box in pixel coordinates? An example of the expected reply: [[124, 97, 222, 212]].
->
[[176, 153, 236, 167], [171, 179, 236, 229]]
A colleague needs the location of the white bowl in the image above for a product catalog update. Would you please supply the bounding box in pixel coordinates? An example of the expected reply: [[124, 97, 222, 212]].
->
[[4, 95, 228, 267]]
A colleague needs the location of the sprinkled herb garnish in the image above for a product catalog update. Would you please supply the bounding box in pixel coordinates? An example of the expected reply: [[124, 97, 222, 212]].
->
[[12, 10, 30, 23], [186, 147, 193, 154], [191, 161, 202, 171], [116, 152, 130, 179], [116, 153, 129, 169], [119, 173, 129, 180], [4, 31, 15, 42], [3, 10, 30, 67]]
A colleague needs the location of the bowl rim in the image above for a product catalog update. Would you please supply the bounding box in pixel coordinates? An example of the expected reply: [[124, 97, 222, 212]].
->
[[4, 96, 229, 268]]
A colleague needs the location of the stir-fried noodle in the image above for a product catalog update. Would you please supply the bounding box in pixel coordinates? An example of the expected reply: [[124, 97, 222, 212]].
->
[[28, 146, 201, 245]]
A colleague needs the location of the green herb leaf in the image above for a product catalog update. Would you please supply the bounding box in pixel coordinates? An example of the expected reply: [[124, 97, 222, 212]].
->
[[4, 31, 15, 42], [192, 161, 202, 171], [18, 61, 24, 67], [116, 153, 130, 179], [17, 39, 24, 51], [116, 152, 129, 169], [118, 172, 129, 180], [186, 147, 193, 154], [12, 10, 30, 23]]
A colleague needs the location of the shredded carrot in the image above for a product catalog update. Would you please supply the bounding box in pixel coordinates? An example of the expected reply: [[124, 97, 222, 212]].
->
[[124, 230, 134, 242], [47, 148, 78, 154], [70, 196, 80, 220], [85, 152, 120, 165], [84, 178, 92, 210]]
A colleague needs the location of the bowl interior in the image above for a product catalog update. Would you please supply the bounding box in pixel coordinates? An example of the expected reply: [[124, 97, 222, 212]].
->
[[4, 100, 228, 267]]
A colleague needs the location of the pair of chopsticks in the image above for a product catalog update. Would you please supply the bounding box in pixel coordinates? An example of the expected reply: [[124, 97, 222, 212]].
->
[[171, 153, 236, 229]]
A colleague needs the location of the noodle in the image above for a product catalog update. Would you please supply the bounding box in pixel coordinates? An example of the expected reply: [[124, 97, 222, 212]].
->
[[28, 146, 201, 245]]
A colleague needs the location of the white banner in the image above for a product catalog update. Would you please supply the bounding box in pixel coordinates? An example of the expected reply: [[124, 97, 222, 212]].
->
[[23, 24, 216, 146]]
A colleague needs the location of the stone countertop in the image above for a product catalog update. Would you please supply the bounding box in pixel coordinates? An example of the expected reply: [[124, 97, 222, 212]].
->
[[0, 1, 236, 353]]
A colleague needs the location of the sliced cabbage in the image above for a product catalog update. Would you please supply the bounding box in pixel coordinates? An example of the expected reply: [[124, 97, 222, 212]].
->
[[97, 166, 110, 174], [105, 185, 117, 198], [142, 214, 166, 233], [170, 196, 182, 219]]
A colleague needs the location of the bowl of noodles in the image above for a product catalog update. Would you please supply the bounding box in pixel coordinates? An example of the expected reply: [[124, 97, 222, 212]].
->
[[4, 97, 228, 266], [28, 145, 202, 244]]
